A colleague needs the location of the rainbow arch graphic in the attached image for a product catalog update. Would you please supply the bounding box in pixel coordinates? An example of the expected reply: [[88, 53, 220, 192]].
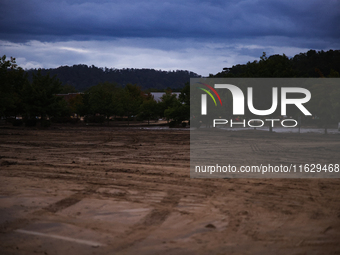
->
[[196, 82, 222, 106]]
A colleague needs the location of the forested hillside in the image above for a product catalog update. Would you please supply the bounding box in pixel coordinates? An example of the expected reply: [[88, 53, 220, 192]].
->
[[1, 49, 340, 130], [214, 49, 340, 78], [26, 65, 201, 92], [210, 49, 340, 133], [24, 49, 340, 93]]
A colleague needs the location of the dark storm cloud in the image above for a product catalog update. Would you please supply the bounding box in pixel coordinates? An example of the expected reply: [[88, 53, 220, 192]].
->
[[1, 0, 339, 45], [1, 0, 339, 75]]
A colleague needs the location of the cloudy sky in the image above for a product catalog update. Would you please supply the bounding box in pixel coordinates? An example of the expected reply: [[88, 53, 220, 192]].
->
[[1, 0, 339, 76]]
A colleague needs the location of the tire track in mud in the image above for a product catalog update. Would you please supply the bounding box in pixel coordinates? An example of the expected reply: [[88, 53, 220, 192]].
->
[[0, 186, 98, 233], [141, 190, 181, 226], [250, 143, 260, 152], [112, 190, 181, 251], [307, 180, 340, 220], [102, 133, 113, 144], [1, 166, 213, 197], [250, 142, 286, 154], [42, 189, 94, 214]]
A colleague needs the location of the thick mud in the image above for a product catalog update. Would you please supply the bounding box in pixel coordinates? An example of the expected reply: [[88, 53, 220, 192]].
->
[[0, 126, 339, 254]]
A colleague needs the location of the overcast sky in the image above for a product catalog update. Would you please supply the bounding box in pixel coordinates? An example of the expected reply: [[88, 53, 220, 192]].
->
[[1, 0, 339, 76]]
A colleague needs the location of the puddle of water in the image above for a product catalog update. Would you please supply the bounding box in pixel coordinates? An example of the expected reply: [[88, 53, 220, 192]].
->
[[219, 127, 340, 134], [132, 125, 339, 134]]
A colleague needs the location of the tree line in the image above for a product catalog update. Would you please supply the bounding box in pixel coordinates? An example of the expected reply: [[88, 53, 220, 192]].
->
[[211, 50, 340, 133], [26, 64, 200, 92], [214, 50, 340, 78], [1, 49, 339, 131], [0, 55, 190, 127]]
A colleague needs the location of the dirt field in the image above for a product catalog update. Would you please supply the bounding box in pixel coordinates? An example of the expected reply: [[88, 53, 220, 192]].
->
[[0, 126, 340, 254]]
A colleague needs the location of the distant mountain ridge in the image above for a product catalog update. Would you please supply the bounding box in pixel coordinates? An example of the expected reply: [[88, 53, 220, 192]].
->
[[26, 65, 201, 92], [214, 49, 340, 78]]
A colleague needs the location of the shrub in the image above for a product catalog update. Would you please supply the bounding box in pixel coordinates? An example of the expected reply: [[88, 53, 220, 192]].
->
[[24, 118, 37, 127], [50, 116, 69, 123], [69, 118, 80, 124], [12, 119, 23, 126], [84, 115, 106, 123], [169, 120, 180, 128], [41, 120, 51, 128]]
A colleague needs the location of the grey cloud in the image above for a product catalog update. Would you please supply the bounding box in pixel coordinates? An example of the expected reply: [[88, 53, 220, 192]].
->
[[1, 0, 339, 47], [1, 0, 339, 76]]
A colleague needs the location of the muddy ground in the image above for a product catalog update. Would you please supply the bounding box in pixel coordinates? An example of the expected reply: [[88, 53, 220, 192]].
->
[[0, 126, 340, 254]]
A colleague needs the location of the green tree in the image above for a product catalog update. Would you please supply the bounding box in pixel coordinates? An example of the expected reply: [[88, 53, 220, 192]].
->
[[86, 82, 120, 124], [60, 84, 77, 94], [159, 89, 179, 121], [163, 84, 190, 125], [68, 93, 84, 116], [179, 82, 190, 105], [121, 84, 144, 125], [22, 70, 64, 122], [0, 55, 28, 118], [328, 69, 340, 78], [139, 97, 158, 125], [164, 101, 189, 124]]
